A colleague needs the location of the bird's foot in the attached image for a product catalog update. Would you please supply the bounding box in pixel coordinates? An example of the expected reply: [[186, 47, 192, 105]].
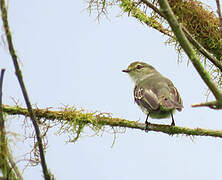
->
[[171, 121, 175, 126], [170, 112, 175, 126], [145, 121, 150, 132]]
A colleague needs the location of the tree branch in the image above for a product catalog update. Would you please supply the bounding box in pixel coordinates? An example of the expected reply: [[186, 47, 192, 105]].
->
[[141, 0, 164, 17], [3, 105, 222, 139], [0, 1, 51, 179], [0, 69, 9, 179], [140, 0, 222, 73], [181, 26, 222, 72], [191, 100, 222, 109], [140, 1, 222, 108], [158, 0, 222, 104], [216, 0, 222, 30], [0, 70, 21, 179], [119, 0, 173, 38], [0, 69, 5, 129], [7, 152, 23, 180]]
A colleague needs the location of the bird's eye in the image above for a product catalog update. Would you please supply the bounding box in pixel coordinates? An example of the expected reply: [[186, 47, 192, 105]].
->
[[136, 65, 143, 69]]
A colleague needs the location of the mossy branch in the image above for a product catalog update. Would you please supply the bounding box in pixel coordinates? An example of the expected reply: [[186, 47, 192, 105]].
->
[[158, 0, 222, 108], [140, 0, 222, 72], [119, 0, 222, 60], [119, 0, 173, 37], [3, 105, 222, 139], [0, 69, 20, 179], [216, 0, 222, 30], [167, 0, 222, 61], [181, 26, 222, 72], [0, 0, 51, 179], [192, 100, 222, 109], [117, 0, 222, 89]]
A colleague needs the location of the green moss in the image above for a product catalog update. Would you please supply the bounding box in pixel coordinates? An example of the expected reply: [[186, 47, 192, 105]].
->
[[4, 105, 222, 141], [120, 0, 172, 36], [0, 132, 18, 179], [168, 0, 222, 60], [54, 107, 107, 142]]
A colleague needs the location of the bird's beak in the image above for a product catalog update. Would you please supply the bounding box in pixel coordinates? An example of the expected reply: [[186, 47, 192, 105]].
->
[[122, 69, 130, 73]]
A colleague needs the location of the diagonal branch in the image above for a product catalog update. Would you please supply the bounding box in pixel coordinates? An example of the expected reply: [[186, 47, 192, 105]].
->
[[216, 0, 222, 30], [158, 0, 222, 104], [141, 0, 222, 108], [141, 0, 164, 17], [181, 26, 222, 72], [3, 105, 222, 139], [119, 0, 173, 38], [7, 152, 23, 180], [0, 1, 51, 179], [141, 0, 222, 72]]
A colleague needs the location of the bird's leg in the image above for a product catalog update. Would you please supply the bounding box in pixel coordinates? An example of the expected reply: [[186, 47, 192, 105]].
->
[[170, 112, 175, 126], [145, 113, 150, 132]]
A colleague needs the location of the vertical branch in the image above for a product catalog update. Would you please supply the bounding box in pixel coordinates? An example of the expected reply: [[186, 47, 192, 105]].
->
[[0, 69, 5, 129], [0, 69, 19, 179], [0, 69, 6, 178], [7, 153, 23, 180], [0, 1, 51, 179], [141, 0, 222, 72], [0, 69, 7, 178], [158, 0, 222, 103], [181, 26, 222, 72], [216, 0, 222, 30]]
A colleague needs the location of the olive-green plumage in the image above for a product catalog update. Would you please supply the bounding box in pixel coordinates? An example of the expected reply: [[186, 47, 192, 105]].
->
[[122, 61, 183, 126]]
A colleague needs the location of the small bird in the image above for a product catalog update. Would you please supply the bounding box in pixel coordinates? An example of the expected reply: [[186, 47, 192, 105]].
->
[[122, 61, 183, 128]]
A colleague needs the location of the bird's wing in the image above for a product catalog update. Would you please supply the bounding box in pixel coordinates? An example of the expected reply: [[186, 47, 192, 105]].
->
[[134, 86, 160, 111], [160, 85, 183, 111]]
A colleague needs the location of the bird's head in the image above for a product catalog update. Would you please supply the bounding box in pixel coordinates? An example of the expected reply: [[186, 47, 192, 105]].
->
[[122, 61, 157, 83]]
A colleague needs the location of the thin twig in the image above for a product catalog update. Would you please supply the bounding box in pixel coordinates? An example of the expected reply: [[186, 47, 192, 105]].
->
[[182, 26, 222, 72], [0, 69, 20, 180], [3, 105, 222, 139], [120, 0, 173, 38], [192, 100, 222, 109], [7, 152, 23, 180], [0, 69, 5, 129], [0, 1, 51, 179], [216, 0, 222, 30], [158, 0, 222, 103], [0, 69, 6, 178], [141, 0, 164, 17], [141, 0, 222, 72]]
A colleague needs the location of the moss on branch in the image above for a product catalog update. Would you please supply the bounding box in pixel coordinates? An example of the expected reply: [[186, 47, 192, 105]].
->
[[119, 0, 173, 37], [168, 0, 222, 61], [158, 0, 222, 107], [3, 105, 222, 139]]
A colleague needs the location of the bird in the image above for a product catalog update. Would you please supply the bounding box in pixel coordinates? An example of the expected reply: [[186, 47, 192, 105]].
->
[[122, 61, 183, 128]]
